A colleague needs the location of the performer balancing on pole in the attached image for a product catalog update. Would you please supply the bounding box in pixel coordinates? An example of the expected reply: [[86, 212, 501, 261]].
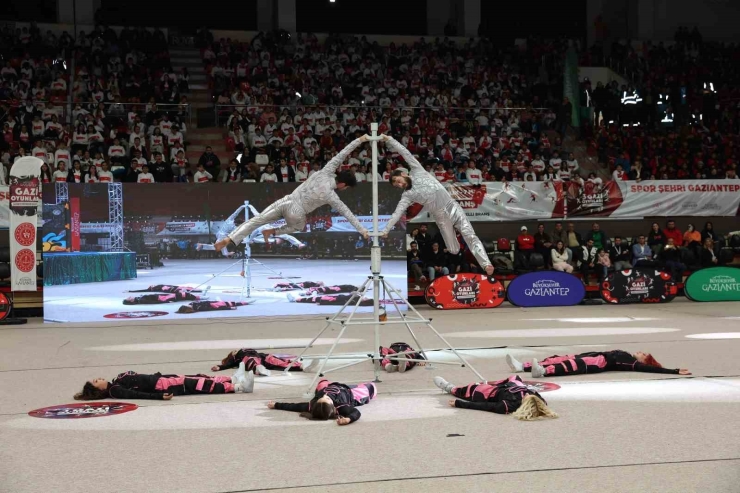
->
[[213, 136, 371, 252], [196, 205, 306, 256], [381, 135, 494, 276]]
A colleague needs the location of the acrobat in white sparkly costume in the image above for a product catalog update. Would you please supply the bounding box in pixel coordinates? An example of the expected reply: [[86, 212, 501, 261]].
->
[[197, 204, 305, 255], [382, 135, 494, 275], [214, 136, 369, 252]]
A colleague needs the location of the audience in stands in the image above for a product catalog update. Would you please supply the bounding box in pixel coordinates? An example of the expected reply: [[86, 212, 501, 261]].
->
[[199, 32, 572, 185], [632, 235, 654, 267], [551, 240, 573, 273], [609, 236, 631, 271]]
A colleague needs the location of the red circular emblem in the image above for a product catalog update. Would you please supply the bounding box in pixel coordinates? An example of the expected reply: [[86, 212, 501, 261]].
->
[[14, 249, 36, 273], [103, 311, 168, 319], [28, 402, 138, 419], [14, 223, 35, 247]]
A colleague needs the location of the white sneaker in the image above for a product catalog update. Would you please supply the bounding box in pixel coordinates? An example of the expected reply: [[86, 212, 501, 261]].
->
[[506, 354, 524, 373], [531, 358, 546, 378], [384, 363, 397, 373], [231, 361, 247, 384], [397, 353, 408, 373], [303, 359, 321, 373], [241, 371, 255, 393], [433, 376, 454, 394], [286, 293, 296, 302], [255, 364, 271, 377]]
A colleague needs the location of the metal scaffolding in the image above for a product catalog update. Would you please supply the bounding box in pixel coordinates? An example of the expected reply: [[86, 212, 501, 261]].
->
[[55, 182, 68, 205], [108, 183, 124, 251]]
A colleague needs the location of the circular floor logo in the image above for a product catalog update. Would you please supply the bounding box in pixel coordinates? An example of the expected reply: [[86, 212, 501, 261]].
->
[[521, 381, 561, 393], [104, 311, 169, 319], [14, 223, 35, 247], [28, 402, 138, 419]]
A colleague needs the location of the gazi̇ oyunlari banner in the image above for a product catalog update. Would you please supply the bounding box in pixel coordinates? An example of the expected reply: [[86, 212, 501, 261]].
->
[[9, 157, 43, 291]]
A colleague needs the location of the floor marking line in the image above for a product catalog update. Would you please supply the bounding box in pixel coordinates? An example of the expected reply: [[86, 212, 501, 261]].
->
[[216, 457, 740, 492], [0, 339, 731, 373]]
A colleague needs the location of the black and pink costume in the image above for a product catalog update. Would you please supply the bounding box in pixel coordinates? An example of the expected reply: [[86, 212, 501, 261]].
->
[[180, 301, 251, 312], [273, 379, 377, 423], [129, 285, 201, 293], [107, 371, 235, 400], [380, 342, 425, 371], [525, 350, 682, 376], [303, 285, 358, 295], [292, 294, 373, 306], [123, 291, 201, 305], [451, 375, 544, 414], [214, 348, 303, 373], [273, 281, 323, 291]]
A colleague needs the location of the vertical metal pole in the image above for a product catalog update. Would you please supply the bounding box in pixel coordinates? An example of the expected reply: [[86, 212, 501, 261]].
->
[[370, 122, 382, 382], [243, 200, 251, 298]]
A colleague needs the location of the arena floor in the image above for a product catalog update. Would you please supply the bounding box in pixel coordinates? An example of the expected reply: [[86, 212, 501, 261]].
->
[[42, 258, 407, 322], [1, 299, 739, 492]]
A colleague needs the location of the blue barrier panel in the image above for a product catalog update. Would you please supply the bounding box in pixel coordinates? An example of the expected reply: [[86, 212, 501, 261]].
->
[[507, 271, 586, 307]]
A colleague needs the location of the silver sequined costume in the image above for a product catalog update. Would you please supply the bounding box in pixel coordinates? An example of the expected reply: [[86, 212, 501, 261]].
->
[[227, 138, 367, 245], [383, 137, 491, 270], [199, 205, 304, 255]]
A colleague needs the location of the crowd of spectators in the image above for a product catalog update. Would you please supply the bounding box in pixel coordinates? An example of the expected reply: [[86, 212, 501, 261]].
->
[[407, 219, 737, 287], [580, 27, 740, 181], [201, 31, 580, 184], [0, 23, 71, 182], [0, 24, 197, 184]]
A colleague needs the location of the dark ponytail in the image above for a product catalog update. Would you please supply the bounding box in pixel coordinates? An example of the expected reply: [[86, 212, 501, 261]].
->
[[74, 381, 109, 401]]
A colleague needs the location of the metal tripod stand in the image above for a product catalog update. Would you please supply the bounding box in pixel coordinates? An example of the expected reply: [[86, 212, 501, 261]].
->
[[284, 123, 484, 397]]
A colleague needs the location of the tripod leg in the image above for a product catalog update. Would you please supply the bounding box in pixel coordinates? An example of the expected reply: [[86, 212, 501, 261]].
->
[[385, 279, 486, 382], [382, 279, 435, 369], [301, 287, 371, 394], [282, 277, 373, 374]]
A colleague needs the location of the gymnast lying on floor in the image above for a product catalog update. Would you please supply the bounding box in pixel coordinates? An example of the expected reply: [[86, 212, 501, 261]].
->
[[268, 379, 377, 426], [74, 367, 253, 400], [211, 348, 316, 375], [505, 350, 691, 378], [176, 300, 254, 313], [287, 293, 373, 306], [379, 342, 426, 373], [272, 281, 324, 291], [123, 291, 203, 305], [434, 375, 558, 420]]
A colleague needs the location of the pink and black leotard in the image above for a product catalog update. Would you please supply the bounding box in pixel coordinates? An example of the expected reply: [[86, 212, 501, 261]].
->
[[123, 291, 201, 305], [451, 375, 544, 414], [525, 350, 682, 376], [107, 371, 235, 399], [273, 380, 377, 423], [214, 348, 303, 373]]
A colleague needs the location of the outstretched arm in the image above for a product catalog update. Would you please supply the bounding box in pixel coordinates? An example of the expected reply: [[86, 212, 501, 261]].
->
[[326, 191, 368, 235], [384, 136, 423, 171], [272, 401, 310, 413], [382, 194, 413, 234], [322, 136, 367, 175]]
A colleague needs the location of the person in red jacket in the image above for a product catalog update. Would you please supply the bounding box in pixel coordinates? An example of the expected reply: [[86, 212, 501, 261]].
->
[[515, 225, 536, 268], [662, 220, 683, 247], [516, 226, 535, 251]]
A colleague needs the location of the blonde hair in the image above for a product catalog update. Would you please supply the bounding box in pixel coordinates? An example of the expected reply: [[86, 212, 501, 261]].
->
[[511, 395, 559, 421]]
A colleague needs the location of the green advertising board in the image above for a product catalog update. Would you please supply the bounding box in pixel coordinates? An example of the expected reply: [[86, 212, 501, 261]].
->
[[685, 267, 740, 302]]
